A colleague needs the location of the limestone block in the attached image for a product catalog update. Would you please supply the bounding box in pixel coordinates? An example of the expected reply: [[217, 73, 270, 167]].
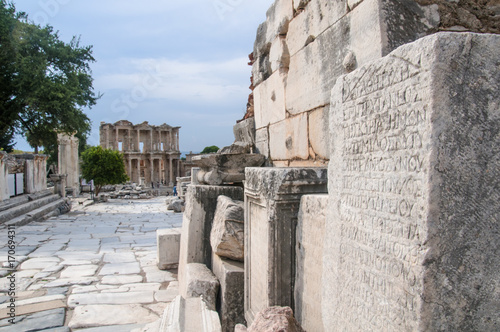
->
[[178, 185, 244, 294], [157, 228, 181, 270], [210, 196, 245, 261], [180, 263, 219, 311], [308, 107, 329, 160], [244, 167, 327, 324], [269, 36, 290, 73], [285, 0, 440, 116], [247, 307, 305, 332], [325, 32, 500, 332], [254, 70, 287, 130], [254, 0, 294, 57], [269, 113, 309, 161], [286, 0, 348, 56], [295, 195, 328, 332], [219, 142, 251, 155], [212, 254, 245, 332], [167, 199, 184, 213], [255, 128, 269, 159], [233, 118, 256, 146]]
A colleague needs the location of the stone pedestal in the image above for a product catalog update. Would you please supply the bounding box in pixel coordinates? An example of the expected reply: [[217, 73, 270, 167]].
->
[[24, 155, 48, 194], [244, 167, 327, 324], [57, 133, 79, 197], [178, 185, 244, 292], [324, 32, 500, 331], [0, 152, 9, 201], [50, 174, 67, 198]]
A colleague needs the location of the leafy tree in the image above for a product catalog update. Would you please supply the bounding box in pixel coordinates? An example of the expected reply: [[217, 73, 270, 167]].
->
[[0, 128, 15, 152], [81, 146, 129, 196], [201, 145, 219, 154], [0, 1, 98, 157]]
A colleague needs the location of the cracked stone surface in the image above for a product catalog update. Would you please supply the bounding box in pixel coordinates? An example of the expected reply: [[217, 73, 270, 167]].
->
[[0, 197, 182, 330]]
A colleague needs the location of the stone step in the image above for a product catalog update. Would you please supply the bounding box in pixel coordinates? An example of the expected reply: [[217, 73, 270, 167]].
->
[[0, 193, 60, 224], [5, 198, 70, 227], [0, 189, 53, 213], [159, 295, 221, 332]]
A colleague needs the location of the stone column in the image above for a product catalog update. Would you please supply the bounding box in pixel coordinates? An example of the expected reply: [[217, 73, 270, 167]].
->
[[169, 156, 173, 186], [0, 152, 9, 201], [50, 174, 67, 198], [105, 127, 109, 149], [137, 129, 140, 152], [57, 133, 79, 197], [244, 167, 327, 324], [115, 127, 119, 150], [128, 158, 132, 181], [137, 158, 141, 185], [324, 33, 500, 332]]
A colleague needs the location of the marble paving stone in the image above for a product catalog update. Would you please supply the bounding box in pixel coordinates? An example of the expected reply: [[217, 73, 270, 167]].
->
[[60, 265, 98, 278], [20, 258, 60, 270], [68, 304, 158, 329], [103, 252, 136, 264], [143, 266, 176, 283], [0, 308, 65, 332], [71, 285, 118, 294], [99, 262, 141, 275], [43, 277, 98, 288], [67, 291, 155, 307], [74, 324, 146, 332], [100, 275, 143, 285]]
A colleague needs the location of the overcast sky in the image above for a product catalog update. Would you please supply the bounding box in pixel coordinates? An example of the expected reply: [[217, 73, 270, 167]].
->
[[13, 0, 274, 153]]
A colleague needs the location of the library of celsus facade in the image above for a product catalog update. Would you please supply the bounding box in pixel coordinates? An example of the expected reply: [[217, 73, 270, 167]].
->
[[99, 120, 181, 186]]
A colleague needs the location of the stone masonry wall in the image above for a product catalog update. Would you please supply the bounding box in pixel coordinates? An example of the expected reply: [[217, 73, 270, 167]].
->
[[251, 0, 499, 166]]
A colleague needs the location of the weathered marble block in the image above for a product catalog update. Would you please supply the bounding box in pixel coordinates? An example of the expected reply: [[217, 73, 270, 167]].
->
[[212, 254, 245, 332], [295, 194, 328, 332], [180, 263, 219, 311], [324, 32, 500, 331], [210, 195, 245, 262], [244, 167, 327, 324], [178, 185, 243, 292], [157, 228, 181, 270]]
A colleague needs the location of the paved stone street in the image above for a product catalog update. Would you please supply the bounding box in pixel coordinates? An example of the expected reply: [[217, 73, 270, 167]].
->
[[0, 197, 183, 331]]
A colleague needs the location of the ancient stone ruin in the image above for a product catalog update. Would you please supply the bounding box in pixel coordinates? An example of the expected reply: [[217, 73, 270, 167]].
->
[[99, 120, 181, 186], [156, 0, 499, 331]]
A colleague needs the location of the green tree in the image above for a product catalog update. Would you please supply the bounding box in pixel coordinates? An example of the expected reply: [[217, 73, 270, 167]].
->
[[201, 145, 219, 154], [81, 146, 129, 196], [0, 1, 98, 156]]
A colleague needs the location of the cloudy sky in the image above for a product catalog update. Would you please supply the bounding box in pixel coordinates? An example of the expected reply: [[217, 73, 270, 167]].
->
[[13, 0, 274, 154]]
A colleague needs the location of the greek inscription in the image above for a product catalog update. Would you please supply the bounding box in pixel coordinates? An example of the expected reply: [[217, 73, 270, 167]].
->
[[342, 155, 424, 173]]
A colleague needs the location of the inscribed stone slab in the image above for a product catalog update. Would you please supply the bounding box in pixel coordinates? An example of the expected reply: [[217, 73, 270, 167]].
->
[[324, 32, 500, 332]]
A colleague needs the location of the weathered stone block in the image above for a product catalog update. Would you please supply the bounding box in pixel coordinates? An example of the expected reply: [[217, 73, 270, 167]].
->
[[269, 113, 309, 161], [254, 70, 287, 130], [295, 194, 328, 332], [269, 36, 290, 73], [157, 228, 181, 270], [193, 154, 265, 185], [180, 263, 219, 311], [178, 185, 244, 293], [247, 306, 305, 332], [308, 107, 329, 160], [210, 196, 245, 261], [233, 117, 256, 146], [244, 167, 328, 324], [255, 128, 269, 159], [212, 254, 245, 332], [324, 32, 500, 332]]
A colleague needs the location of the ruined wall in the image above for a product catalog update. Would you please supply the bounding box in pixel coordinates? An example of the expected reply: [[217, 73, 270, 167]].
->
[[251, 0, 499, 167]]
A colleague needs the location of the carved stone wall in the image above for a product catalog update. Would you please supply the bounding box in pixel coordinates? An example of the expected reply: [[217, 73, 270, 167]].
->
[[324, 32, 500, 331], [99, 120, 181, 186]]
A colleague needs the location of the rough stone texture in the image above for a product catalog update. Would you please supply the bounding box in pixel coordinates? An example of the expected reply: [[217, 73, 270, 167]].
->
[[244, 167, 327, 324], [247, 306, 305, 332], [325, 32, 500, 331], [167, 199, 184, 213], [68, 304, 158, 329], [180, 263, 220, 311], [23, 155, 48, 194], [212, 254, 245, 332], [255, 128, 270, 160], [100, 120, 181, 185], [233, 117, 256, 146], [295, 194, 327, 332], [0, 308, 66, 331], [178, 185, 243, 292], [157, 228, 181, 270], [57, 133, 80, 196], [0, 152, 8, 201], [193, 153, 266, 185], [252, 0, 442, 166], [219, 142, 252, 155], [210, 195, 245, 261]]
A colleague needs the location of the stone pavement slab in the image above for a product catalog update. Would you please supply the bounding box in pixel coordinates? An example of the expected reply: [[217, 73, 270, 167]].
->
[[0, 197, 183, 330]]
